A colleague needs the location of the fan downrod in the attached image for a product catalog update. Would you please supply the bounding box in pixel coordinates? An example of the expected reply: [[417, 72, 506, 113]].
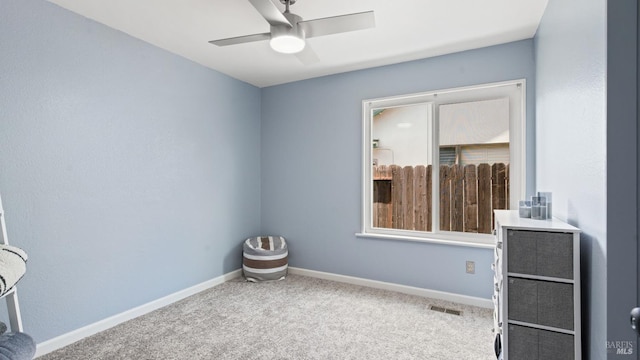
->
[[279, 0, 297, 6]]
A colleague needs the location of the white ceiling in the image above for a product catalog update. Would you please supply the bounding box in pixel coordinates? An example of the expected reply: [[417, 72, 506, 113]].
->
[[46, 0, 548, 88]]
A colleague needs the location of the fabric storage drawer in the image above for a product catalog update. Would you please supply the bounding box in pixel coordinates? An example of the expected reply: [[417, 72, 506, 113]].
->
[[508, 324, 574, 360], [507, 230, 573, 279], [507, 277, 574, 330]]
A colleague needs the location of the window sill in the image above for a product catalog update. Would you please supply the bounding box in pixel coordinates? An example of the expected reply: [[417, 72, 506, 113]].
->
[[355, 232, 495, 249]]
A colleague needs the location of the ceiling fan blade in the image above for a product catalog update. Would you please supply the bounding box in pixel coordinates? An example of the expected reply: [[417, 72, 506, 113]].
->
[[248, 0, 292, 27], [209, 33, 271, 47], [295, 44, 320, 65], [300, 11, 375, 38]]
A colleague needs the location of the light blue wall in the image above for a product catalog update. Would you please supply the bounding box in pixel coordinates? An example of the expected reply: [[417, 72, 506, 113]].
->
[[260, 40, 535, 299], [534, 0, 607, 358], [0, 0, 261, 343]]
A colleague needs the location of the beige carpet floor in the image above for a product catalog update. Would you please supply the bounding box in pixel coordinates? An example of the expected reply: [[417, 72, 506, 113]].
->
[[38, 274, 495, 359]]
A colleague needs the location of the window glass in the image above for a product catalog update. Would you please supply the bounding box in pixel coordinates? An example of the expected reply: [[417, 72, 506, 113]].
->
[[372, 103, 432, 231]]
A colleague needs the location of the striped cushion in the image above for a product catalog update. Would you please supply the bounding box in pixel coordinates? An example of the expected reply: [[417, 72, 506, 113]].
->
[[242, 236, 288, 282]]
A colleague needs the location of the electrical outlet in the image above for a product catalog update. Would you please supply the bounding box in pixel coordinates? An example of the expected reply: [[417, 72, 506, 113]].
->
[[466, 261, 475, 274]]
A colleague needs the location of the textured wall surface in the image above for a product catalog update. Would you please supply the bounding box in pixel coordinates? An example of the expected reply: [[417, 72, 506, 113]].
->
[[0, 0, 261, 343], [260, 40, 536, 299], [534, 0, 607, 358]]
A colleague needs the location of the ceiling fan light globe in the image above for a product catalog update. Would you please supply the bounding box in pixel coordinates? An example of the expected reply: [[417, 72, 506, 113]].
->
[[270, 35, 305, 54]]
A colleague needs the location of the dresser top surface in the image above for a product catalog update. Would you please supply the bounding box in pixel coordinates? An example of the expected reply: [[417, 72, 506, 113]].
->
[[494, 210, 580, 232]]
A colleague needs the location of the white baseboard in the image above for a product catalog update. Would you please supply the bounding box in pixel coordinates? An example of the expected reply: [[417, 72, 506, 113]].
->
[[34, 269, 242, 358], [36, 267, 491, 357], [288, 267, 493, 309]]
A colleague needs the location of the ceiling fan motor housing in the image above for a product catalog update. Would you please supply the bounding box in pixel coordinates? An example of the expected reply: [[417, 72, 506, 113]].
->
[[270, 12, 306, 53]]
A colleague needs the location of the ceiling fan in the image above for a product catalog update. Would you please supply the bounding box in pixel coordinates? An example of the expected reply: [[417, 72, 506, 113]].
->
[[209, 0, 375, 65]]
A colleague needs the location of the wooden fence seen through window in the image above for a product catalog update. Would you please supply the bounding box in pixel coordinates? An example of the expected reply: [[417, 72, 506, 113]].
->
[[373, 163, 509, 234]]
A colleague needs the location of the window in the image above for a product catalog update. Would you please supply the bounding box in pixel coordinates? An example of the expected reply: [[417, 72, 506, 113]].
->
[[361, 80, 525, 247]]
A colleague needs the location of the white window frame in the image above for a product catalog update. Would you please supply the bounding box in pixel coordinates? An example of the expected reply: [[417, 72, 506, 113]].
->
[[358, 79, 526, 248]]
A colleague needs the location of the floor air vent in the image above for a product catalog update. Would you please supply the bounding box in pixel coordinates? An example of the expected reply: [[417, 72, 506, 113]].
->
[[429, 305, 462, 316]]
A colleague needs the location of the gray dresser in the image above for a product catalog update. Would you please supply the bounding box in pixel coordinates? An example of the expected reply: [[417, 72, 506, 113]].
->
[[493, 210, 581, 360]]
